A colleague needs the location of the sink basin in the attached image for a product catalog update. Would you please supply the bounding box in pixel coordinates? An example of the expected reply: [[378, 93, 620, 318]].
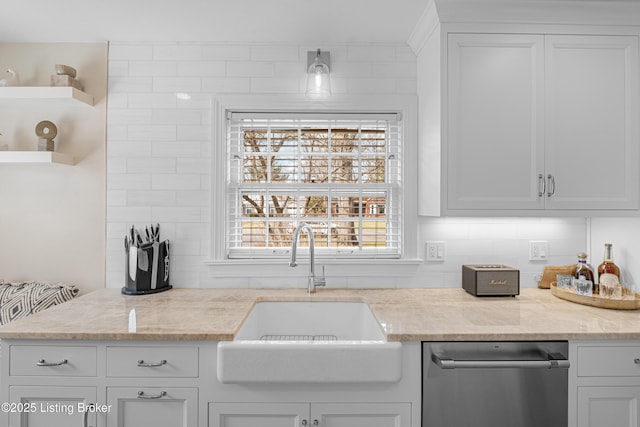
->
[[217, 301, 402, 384]]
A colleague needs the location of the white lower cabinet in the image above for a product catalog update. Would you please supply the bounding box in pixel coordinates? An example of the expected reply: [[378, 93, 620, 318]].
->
[[209, 402, 308, 427], [9, 386, 97, 427], [577, 386, 640, 427], [209, 402, 410, 427], [1, 340, 421, 427], [570, 341, 640, 427], [106, 387, 198, 427], [312, 403, 410, 427]]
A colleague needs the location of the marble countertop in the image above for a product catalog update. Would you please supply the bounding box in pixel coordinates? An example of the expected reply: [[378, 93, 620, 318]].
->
[[0, 287, 639, 341]]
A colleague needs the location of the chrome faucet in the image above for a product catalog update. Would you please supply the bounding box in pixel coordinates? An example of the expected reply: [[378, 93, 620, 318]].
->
[[289, 223, 326, 294]]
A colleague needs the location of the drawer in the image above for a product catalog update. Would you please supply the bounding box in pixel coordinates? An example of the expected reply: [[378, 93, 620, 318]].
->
[[106, 346, 198, 378], [578, 346, 640, 377], [10, 345, 97, 377]]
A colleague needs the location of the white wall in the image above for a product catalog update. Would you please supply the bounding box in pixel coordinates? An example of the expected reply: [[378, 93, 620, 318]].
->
[[415, 217, 587, 288], [105, 41, 587, 289], [0, 43, 108, 294]]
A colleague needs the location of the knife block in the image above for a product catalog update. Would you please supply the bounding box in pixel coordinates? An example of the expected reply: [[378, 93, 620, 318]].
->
[[122, 240, 172, 295]]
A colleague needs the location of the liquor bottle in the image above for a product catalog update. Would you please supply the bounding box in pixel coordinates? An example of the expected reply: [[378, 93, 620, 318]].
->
[[597, 243, 620, 281], [575, 252, 595, 295]]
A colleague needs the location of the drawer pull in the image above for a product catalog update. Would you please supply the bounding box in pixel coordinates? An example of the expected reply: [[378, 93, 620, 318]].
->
[[137, 359, 167, 367], [137, 391, 166, 399], [83, 402, 93, 427], [634, 358, 640, 364], [36, 359, 68, 367]]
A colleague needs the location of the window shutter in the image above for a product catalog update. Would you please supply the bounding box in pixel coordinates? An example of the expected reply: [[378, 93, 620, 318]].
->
[[226, 112, 402, 259]]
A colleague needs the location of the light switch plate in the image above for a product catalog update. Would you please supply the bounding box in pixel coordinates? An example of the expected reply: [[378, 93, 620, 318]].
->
[[529, 240, 549, 261], [426, 241, 446, 262]]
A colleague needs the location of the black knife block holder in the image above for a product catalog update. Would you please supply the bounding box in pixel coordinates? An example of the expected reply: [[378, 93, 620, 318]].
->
[[122, 240, 172, 295]]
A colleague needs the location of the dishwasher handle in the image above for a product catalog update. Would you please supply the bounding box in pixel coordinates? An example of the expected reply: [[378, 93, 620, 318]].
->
[[432, 352, 570, 370]]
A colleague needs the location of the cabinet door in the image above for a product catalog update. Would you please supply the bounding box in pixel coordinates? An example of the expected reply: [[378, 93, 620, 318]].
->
[[209, 402, 308, 427], [545, 35, 639, 210], [311, 403, 410, 427], [447, 33, 545, 210], [106, 387, 197, 427], [9, 386, 97, 427], [577, 386, 640, 427]]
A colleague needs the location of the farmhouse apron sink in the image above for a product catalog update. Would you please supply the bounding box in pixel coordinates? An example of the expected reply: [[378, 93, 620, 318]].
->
[[216, 301, 402, 384]]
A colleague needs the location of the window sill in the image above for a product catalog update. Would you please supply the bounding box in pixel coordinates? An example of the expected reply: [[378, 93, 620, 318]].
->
[[204, 258, 423, 279]]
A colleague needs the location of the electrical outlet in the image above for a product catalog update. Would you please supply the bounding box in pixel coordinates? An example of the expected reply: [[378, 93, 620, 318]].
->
[[529, 240, 549, 261], [426, 241, 446, 262]]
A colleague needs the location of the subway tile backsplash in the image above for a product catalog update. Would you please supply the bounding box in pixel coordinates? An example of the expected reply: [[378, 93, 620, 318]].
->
[[105, 41, 587, 289]]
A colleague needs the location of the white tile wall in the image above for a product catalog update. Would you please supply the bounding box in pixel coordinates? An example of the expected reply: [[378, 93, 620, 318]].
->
[[413, 217, 587, 289], [106, 41, 588, 289]]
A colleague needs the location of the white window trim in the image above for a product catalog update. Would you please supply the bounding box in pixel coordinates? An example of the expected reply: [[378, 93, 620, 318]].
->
[[206, 94, 420, 276]]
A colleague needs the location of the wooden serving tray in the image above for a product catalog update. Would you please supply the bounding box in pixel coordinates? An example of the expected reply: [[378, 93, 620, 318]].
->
[[550, 282, 640, 310]]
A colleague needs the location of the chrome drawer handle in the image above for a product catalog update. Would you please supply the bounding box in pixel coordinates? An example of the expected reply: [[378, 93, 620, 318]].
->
[[36, 359, 68, 367], [547, 174, 556, 197], [537, 173, 546, 197], [83, 402, 93, 427], [634, 358, 640, 364], [432, 353, 570, 369], [137, 359, 166, 367], [137, 391, 166, 399]]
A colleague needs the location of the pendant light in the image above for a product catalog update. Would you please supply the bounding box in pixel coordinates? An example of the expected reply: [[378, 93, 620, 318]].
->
[[305, 48, 331, 98]]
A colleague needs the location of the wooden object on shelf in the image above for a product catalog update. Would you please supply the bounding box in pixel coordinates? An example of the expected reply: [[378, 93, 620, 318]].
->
[[50, 74, 83, 91], [54, 64, 77, 78], [37, 139, 54, 152], [0, 151, 74, 165], [538, 264, 576, 288], [550, 281, 640, 310]]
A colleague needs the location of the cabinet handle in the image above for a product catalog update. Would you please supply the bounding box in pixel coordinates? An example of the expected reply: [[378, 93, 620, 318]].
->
[[547, 174, 555, 197], [537, 174, 546, 197], [36, 359, 68, 367], [83, 402, 93, 427], [137, 359, 167, 367], [634, 358, 640, 364], [137, 391, 167, 399], [313, 421, 319, 426], [302, 420, 308, 427]]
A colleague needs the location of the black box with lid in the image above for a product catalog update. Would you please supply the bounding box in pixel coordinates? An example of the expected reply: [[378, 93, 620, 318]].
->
[[462, 264, 520, 296]]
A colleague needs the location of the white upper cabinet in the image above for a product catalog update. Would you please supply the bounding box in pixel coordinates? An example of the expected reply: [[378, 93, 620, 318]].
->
[[447, 33, 545, 210], [420, 27, 640, 216], [544, 35, 639, 210]]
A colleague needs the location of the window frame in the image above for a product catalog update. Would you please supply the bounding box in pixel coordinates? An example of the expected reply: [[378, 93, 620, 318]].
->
[[226, 112, 402, 259], [207, 94, 419, 273]]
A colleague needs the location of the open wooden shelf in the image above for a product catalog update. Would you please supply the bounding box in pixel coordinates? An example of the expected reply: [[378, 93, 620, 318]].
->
[[0, 151, 75, 165], [0, 86, 93, 106]]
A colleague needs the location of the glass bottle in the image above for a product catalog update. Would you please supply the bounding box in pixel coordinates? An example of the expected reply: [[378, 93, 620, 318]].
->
[[598, 243, 622, 298], [575, 252, 594, 296], [597, 243, 620, 281]]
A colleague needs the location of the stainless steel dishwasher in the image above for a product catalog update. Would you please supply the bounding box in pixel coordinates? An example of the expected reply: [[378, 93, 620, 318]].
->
[[422, 341, 569, 427]]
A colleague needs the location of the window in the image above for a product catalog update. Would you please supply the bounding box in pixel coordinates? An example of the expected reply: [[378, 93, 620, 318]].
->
[[225, 112, 402, 259]]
